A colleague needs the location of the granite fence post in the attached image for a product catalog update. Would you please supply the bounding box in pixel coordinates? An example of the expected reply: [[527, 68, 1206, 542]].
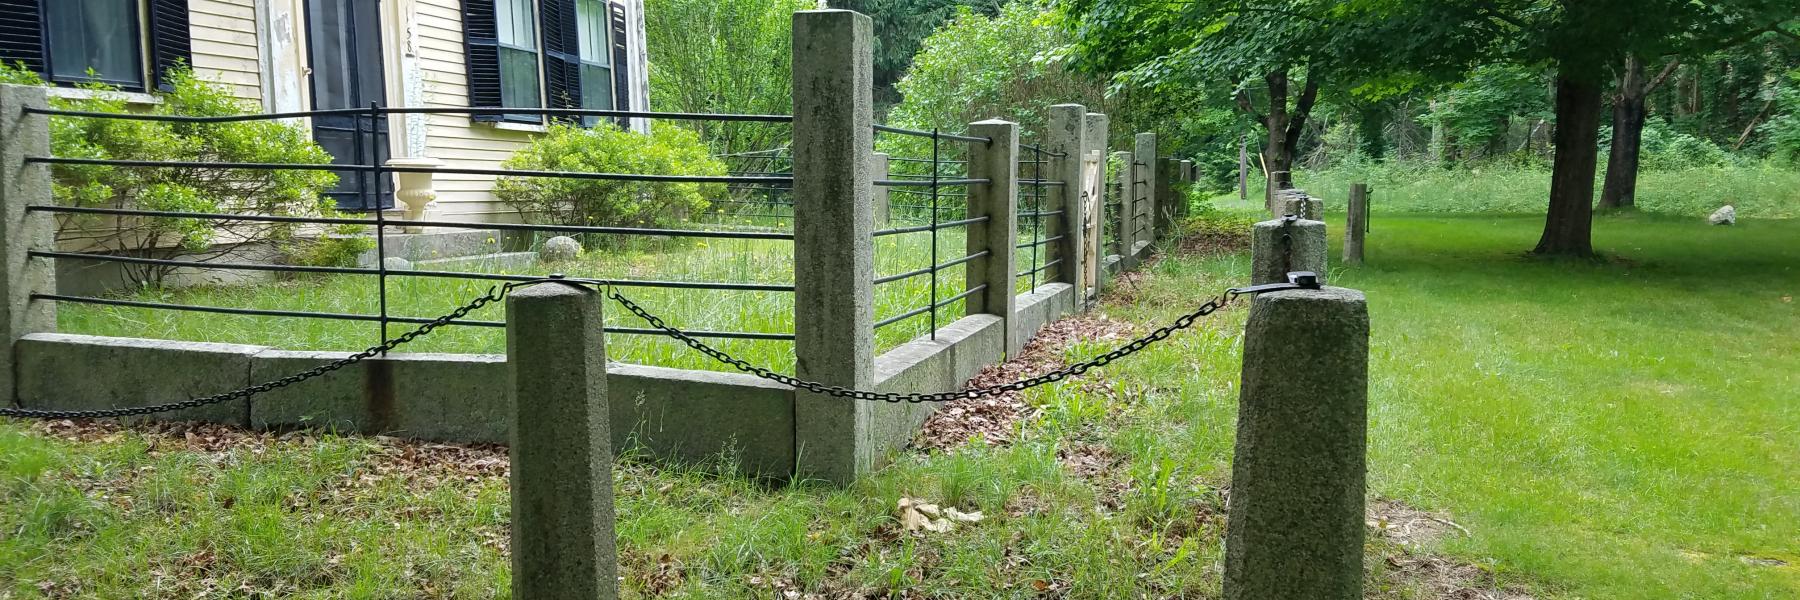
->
[[506, 282, 617, 600], [1046, 104, 1086, 303], [1250, 217, 1327, 286], [1224, 286, 1370, 600], [1132, 132, 1157, 252], [0, 84, 56, 406], [871, 152, 891, 228], [791, 9, 877, 484], [966, 119, 1020, 354]]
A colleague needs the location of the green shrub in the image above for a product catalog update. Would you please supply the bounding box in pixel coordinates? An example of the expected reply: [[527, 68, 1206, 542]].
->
[[0, 62, 346, 287], [495, 122, 726, 228]]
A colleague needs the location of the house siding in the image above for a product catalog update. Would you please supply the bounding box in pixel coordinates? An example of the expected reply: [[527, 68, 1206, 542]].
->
[[409, 0, 650, 222], [189, 0, 265, 104]]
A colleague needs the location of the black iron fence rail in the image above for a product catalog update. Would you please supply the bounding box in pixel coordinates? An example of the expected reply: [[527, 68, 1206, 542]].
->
[[24, 105, 794, 124], [874, 124, 990, 145], [873, 215, 988, 237], [874, 283, 986, 330], [29, 205, 796, 241], [25, 103, 804, 348]]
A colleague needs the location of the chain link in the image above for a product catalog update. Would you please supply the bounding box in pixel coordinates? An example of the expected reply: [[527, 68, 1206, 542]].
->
[[605, 283, 1251, 404], [0, 283, 517, 420], [3, 273, 1306, 420]]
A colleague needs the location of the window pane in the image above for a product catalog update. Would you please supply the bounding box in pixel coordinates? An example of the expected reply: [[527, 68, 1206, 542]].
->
[[500, 47, 541, 109], [576, 0, 609, 65], [46, 0, 144, 88], [581, 65, 612, 109], [498, 0, 536, 47]]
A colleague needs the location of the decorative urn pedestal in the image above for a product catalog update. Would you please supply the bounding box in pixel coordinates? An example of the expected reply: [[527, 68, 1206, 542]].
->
[[385, 157, 446, 233]]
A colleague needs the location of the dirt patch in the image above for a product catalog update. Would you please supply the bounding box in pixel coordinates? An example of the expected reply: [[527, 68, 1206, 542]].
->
[[913, 315, 1139, 453], [1369, 499, 1537, 600]]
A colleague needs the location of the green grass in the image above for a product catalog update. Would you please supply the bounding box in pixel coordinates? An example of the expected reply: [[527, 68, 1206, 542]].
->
[[57, 231, 1007, 374], [5, 212, 1797, 598]]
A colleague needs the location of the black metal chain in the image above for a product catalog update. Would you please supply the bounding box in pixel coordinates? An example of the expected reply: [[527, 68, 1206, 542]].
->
[[0, 282, 520, 420], [2, 273, 1321, 419], [603, 278, 1314, 404]]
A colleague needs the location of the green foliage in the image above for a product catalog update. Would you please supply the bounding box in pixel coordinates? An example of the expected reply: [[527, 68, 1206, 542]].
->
[[886, 2, 1104, 134], [495, 122, 726, 228], [828, 0, 1003, 105], [644, 0, 812, 156], [284, 224, 376, 269], [0, 62, 343, 287], [1627, 122, 1731, 171], [1763, 69, 1800, 165]]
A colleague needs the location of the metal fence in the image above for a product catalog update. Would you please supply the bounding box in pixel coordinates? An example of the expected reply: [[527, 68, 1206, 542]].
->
[[869, 125, 993, 340], [25, 104, 800, 346]]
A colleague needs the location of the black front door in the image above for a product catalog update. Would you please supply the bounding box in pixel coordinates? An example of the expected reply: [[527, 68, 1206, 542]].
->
[[307, 0, 391, 211]]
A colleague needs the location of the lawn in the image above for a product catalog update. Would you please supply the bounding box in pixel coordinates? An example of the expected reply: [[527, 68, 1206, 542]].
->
[[3, 212, 1796, 598]]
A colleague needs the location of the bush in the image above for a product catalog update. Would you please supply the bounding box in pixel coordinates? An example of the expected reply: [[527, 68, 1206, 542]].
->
[[1, 62, 348, 286], [494, 122, 726, 228]]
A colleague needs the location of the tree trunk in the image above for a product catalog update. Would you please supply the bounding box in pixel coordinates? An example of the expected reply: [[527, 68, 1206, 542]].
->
[[1534, 74, 1605, 257], [1263, 72, 1293, 213], [1599, 56, 1648, 210], [1239, 133, 1249, 201]]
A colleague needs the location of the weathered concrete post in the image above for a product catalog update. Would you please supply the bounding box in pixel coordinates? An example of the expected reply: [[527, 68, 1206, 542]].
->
[[1046, 104, 1086, 306], [1132, 133, 1157, 252], [1082, 113, 1110, 299], [1224, 286, 1370, 600], [1250, 217, 1328, 286], [1110, 150, 1135, 270], [791, 9, 876, 484], [965, 119, 1020, 354], [871, 152, 891, 228], [506, 282, 617, 600], [1345, 184, 1368, 266], [1154, 156, 1179, 239], [0, 85, 57, 405]]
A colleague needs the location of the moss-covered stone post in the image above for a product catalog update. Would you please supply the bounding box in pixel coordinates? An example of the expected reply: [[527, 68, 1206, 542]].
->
[[0, 84, 56, 405]]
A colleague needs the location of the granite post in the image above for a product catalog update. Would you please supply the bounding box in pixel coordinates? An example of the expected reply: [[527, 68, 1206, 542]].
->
[[1250, 218, 1327, 286], [1224, 287, 1369, 600], [1046, 104, 1086, 303], [1133, 133, 1157, 250], [965, 119, 1019, 354], [790, 9, 877, 484], [871, 152, 891, 228], [507, 282, 617, 600], [0, 84, 56, 405]]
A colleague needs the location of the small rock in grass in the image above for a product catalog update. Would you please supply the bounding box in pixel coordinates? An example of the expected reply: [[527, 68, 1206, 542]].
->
[[1709, 205, 1736, 225], [381, 256, 413, 271], [539, 236, 582, 263]]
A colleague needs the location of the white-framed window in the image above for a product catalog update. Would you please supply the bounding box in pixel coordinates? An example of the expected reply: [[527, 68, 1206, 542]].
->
[[495, 0, 543, 120]]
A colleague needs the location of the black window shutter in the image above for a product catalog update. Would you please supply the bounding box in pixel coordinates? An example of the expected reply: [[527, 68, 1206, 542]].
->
[[0, 0, 45, 77], [608, 1, 630, 127], [146, 0, 192, 91], [463, 0, 504, 122], [539, 0, 580, 121]]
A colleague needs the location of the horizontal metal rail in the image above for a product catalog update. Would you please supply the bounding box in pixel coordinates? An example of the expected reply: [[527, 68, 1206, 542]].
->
[[875, 179, 988, 187], [1016, 235, 1065, 249], [873, 124, 990, 144], [873, 284, 987, 330], [28, 251, 795, 292], [1018, 144, 1067, 158], [1017, 259, 1062, 278], [28, 156, 793, 186], [1018, 179, 1067, 187], [887, 156, 966, 164], [1019, 210, 1065, 218], [870, 250, 989, 286], [35, 293, 794, 340], [872, 215, 989, 237], [29, 206, 796, 240], [24, 105, 794, 124]]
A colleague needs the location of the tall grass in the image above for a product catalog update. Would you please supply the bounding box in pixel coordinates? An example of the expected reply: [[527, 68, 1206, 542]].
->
[[57, 229, 997, 375]]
